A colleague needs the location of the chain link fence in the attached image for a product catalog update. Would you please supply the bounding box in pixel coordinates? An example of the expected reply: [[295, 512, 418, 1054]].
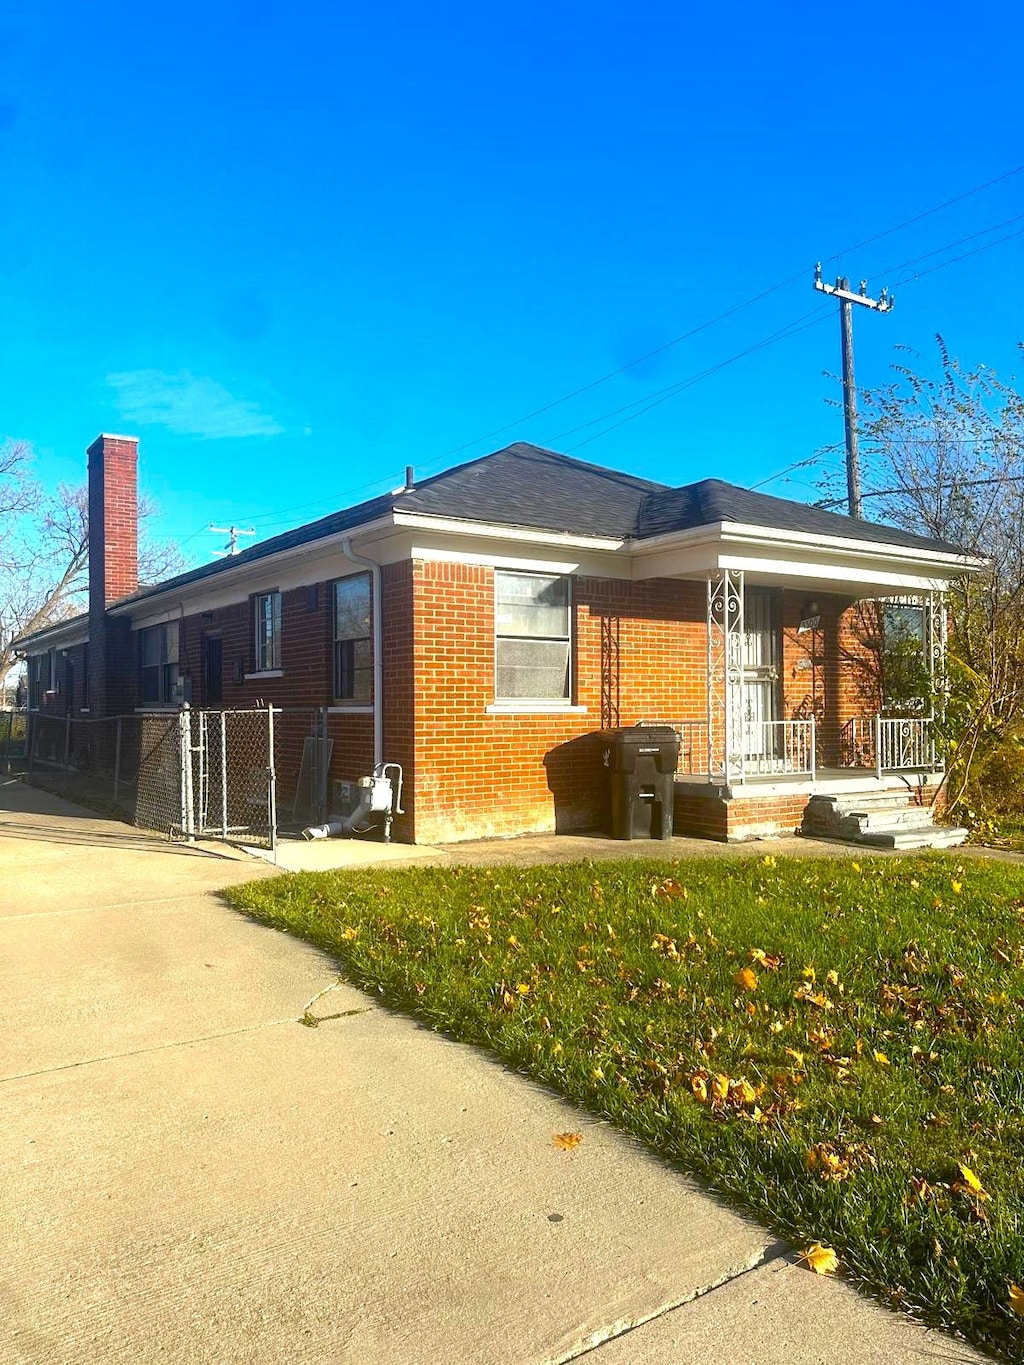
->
[[1, 709, 29, 773], [18, 705, 278, 849]]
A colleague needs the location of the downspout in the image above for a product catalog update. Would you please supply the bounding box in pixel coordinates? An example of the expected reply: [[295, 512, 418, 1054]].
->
[[340, 536, 383, 768]]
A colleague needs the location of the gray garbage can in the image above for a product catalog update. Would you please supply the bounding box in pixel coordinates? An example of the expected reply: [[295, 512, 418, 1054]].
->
[[600, 724, 680, 840]]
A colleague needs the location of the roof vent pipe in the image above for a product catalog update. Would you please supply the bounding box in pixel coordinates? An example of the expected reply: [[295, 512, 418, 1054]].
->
[[340, 536, 383, 768], [404, 465, 415, 490]]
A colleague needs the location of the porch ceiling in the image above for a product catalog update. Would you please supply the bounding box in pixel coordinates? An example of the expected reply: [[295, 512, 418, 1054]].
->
[[628, 521, 979, 595]]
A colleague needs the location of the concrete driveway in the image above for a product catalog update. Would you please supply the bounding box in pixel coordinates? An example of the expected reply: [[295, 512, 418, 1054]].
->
[[1, 779, 985, 1365]]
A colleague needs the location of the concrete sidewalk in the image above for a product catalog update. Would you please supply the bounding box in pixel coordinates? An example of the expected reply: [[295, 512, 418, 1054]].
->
[[1, 780, 985, 1364]]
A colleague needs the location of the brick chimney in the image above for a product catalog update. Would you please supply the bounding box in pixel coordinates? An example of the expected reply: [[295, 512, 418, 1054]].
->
[[88, 433, 139, 613], [87, 434, 139, 716]]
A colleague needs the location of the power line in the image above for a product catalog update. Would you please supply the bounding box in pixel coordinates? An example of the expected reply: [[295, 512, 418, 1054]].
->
[[546, 304, 832, 446], [567, 311, 834, 452], [225, 162, 1024, 534]]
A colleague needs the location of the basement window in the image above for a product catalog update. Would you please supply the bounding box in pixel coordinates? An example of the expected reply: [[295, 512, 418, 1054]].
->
[[254, 591, 282, 673], [495, 571, 571, 702], [334, 573, 372, 701], [139, 622, 180, 706]]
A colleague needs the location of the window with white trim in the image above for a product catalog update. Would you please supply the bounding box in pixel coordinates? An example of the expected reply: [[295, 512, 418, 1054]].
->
[[254, 591, 282, 672], [28, 650, 54, 709], [495, 570, 571, 701], [333, 574, 372, 701], [139, 622, 180, 706]]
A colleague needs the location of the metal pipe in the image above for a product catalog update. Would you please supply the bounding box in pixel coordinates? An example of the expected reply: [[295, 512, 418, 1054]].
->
[[340, 536, 383, 768]]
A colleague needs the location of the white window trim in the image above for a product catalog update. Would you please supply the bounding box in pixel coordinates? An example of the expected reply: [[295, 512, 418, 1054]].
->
[[494, 569, 574, 706], [244, 669, 285, 681]]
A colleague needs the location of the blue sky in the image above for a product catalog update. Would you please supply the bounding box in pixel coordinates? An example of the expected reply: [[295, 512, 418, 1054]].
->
[[1, 1, 1022, 566]]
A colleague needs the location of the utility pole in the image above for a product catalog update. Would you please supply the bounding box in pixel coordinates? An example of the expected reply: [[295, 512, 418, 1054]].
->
[[813, 265, 894, 519], [208, 524, 256, 557]]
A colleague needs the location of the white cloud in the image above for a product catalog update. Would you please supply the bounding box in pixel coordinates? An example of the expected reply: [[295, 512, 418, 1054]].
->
[[107, 369, 283, 440]]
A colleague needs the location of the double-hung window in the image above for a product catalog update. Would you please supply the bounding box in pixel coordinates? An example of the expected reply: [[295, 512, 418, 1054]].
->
[[495, 571, 572, 702], [28, 650, 53, 709], [254, 591, 282, 672], [139, 622, 180, 706], [333, 574, 372, 701]]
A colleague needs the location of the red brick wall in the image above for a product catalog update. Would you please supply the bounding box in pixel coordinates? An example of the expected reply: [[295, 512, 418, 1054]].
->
[[409, 563, 708, 844], [407, 572, 889, 844]]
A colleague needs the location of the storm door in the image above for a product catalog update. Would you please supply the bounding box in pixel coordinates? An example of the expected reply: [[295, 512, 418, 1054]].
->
[[742, 589, 780, 764]]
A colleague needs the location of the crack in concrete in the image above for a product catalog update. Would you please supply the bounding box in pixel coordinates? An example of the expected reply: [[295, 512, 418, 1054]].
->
[[0, 995, 376, 1085], [548, 1242, 791, 1364], [0, 893, 226, 922]]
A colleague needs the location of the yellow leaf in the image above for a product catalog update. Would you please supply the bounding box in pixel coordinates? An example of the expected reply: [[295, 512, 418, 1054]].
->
[[734, 967, 759, 992], [802, 965, 816, 982], [711, 1073, 730, 1102], [690, 1072, 709, 1103], [515, 982, 531, 995], [850, 861, 861, 873], [784, 1048, 805, 1066], [951, 880, 963, 894], [799, 1243, 839, 1275], [552, 1131, 582, 1151], [958, 1163, 984, 1194], [825, 969, 840, 987], [873, 1050, 890, 1066], [762, 854, 777, 868], [1009, 1284, 1024, 1315], [340, 926, 360, 941]]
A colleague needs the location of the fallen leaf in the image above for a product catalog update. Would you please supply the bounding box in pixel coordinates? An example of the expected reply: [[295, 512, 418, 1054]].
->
[[799, 1243, 839, 1275], [957, 1163, 985, 1194], [1009, 1284, 1024, 1316], [734, 967, 759, 992], [873, 1050, 890, 1065], [552, 1132, 582, 1151]]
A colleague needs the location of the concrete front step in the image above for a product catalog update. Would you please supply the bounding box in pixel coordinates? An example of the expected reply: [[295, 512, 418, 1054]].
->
[[858, 826, 969, 850], [837, 808, 936, 837]]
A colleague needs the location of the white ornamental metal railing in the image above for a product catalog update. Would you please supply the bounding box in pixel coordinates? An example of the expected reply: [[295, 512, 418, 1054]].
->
[[874, 715, 936, 776], [739, 718, 816, 779], [678, 716, 815, 781]]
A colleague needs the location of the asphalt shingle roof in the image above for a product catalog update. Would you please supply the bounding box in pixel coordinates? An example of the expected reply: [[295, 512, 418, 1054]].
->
[[31, 443, 965, 636]]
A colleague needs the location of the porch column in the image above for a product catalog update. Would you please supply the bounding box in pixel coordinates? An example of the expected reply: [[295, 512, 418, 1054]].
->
[[927, 589, 948, 769], [707, 569, 744, 783]]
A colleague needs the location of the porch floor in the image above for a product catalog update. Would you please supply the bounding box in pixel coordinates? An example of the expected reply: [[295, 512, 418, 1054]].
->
[[676, 767, 943, 799]]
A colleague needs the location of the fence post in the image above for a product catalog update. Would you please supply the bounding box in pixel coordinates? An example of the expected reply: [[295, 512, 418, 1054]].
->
[[113, 718, 123, 807], [27, 714, 35, 778], [63, 714, 72, 792], [2, 709, 11, 774], [318, 705, 330, 823], [875, 714, 883, 781], [267, 704, 278, 858], [220, 710, 228, 838], [178, 706, 195, 839]]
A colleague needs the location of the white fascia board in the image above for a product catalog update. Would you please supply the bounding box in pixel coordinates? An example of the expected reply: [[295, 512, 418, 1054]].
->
[[717, 553, 955, 594], [110, 514, 399, 627], [718, 521, 981, 571], [631, 520, 979, 587], [13, 618, 89, 653], [406, 539, 631, 579], [393, 512, 625, 553]]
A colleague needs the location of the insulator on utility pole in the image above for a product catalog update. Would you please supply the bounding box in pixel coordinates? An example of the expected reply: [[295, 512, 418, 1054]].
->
[[813, 268, 894, 519], [208, 524, 256, 558]]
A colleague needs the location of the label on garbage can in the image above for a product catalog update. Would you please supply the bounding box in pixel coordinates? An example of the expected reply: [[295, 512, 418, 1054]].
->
[[638, 746, 660, 754]]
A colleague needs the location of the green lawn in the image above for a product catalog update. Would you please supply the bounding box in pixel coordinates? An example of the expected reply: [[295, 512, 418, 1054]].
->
[[225, 854, 1024, 1359]]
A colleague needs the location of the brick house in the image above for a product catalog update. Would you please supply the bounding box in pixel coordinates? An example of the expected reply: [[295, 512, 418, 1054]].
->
[[15, 433, 978, 844]]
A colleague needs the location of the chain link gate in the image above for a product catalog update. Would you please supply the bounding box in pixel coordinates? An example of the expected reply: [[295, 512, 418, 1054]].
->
[[185, 705, 278, 852]]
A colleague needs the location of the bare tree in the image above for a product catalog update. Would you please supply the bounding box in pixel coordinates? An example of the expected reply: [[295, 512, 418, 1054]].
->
[[0, 442, 185, 686], [819, 339, 1024, 818]]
